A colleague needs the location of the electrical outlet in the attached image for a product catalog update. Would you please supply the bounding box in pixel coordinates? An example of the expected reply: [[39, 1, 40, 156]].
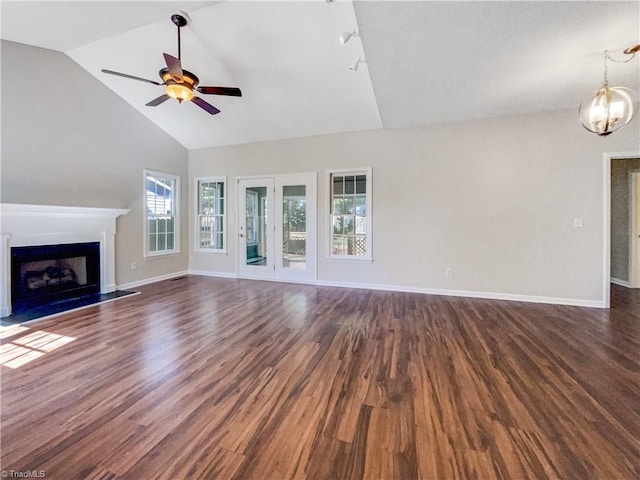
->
[[445, 267, 453, 277], [131, 262, 138, 271]]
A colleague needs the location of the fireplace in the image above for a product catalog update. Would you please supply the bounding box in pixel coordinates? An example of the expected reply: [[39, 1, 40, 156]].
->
[[1, 203, 129, 317], [11, 242, 101, 311]]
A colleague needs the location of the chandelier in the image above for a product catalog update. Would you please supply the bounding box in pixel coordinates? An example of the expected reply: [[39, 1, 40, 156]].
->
[[578, 45, 639, 136]]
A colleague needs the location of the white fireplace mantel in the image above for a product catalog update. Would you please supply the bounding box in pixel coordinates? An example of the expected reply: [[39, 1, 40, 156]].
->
[[1, 203, 129, 317]]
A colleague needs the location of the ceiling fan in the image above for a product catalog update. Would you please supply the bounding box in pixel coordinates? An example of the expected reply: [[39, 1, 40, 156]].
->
[[101, 13, 241, 115]]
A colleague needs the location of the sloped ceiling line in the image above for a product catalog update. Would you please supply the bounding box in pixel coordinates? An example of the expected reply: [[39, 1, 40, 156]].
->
[[2, 1, 638, 149]]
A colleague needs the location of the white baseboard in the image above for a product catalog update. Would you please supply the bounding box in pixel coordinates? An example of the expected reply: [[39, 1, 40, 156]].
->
[[315, 280, 606, 308], [117, 270, 189, 291], [611, 277, 632, 288], [188, 269, 237, 279], [185, 269, 605, 308], [189, 270, 314, 285]]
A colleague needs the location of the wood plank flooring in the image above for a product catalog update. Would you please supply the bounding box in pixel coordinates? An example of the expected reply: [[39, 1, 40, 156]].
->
[[1, 276, 639, 479]]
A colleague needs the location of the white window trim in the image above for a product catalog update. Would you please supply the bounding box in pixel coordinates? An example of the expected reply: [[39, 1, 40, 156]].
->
[[326, 167, 373, 262], [194, 176, 227, 254], [144, 169, 181, 258]]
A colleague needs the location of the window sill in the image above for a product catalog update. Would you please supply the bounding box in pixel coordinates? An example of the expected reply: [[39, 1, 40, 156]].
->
[[144, 250, 181, 259], [194, 249, 227, 255], [326, 255, 373, 263]]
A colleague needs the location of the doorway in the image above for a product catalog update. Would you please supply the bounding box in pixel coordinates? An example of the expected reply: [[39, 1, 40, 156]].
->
[[630, 171, 640, 288], [237, 173, 317, 283], [610, 157, 640, 290]]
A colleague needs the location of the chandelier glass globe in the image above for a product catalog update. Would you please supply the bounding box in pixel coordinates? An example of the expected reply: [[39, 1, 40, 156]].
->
[[579, 85, 636, 136]]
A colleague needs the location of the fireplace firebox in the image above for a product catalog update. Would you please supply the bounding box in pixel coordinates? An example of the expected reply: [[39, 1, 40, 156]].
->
[[11, 242, 100, 311]]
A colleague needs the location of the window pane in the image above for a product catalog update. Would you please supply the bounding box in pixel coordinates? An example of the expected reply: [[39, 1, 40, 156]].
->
[[199, 216, 209, 247], [333, 216, 344, 234], [344, 215, 354, 234], [167, 233, 174, 250], [355, 236, 367, 256], [345, 176, 355, 194], [343, 197, 354, 214], [158, 218, 166, 234], [332, 198, 344, 215], [246, 187, 267, 266], [148, 218, 157, 234], [148, 233, 157, 252], [355, 195, 366, 216], [167, 181, 175, 214], [332, 236, 345, 255], [356, 216, 366, 234], [346, 236, 354, 255], [356, 175, 366, 194], [333, 176, 343, 195], [158, 233, 166, 251], [200, 183, 210, 214], [283, 186, 306, 269]]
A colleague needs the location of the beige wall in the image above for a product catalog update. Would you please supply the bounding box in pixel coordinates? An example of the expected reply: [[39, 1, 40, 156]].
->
[[1, 41, 189, 286], [189, 109, 639, 305], [611, 158, 640, 281], [3, 40, 639, 305]]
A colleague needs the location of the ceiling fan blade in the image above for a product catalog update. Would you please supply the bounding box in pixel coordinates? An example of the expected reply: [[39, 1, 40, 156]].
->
[[191, 96, 221, 115], [197, 86, 242, 97], [101, 69, 162, 86], [163, 53, 183, 82], [146, 94, 171, 107]]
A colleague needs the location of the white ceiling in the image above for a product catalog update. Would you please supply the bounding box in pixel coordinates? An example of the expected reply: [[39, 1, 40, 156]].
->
[[2, 1, 639, 150]]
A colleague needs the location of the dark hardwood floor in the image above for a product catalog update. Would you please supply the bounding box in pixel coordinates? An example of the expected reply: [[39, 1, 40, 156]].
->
[[1, 277, 639, 479]]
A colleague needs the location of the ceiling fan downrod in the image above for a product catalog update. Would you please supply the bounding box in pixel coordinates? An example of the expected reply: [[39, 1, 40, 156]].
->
[[100, 11, 241, 115], [171, 14, 187, 61]]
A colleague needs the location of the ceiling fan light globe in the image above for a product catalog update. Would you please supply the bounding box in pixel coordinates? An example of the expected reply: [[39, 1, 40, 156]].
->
[[579, 85, 636, 136], [166, 84, 194, 102]]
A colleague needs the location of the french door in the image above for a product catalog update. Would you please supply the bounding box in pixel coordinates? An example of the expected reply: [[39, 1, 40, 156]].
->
[[238, 173, 316, 283]]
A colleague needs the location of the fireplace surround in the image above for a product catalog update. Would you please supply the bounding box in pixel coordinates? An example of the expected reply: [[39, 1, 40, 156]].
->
[[1, 204, 129, 317]]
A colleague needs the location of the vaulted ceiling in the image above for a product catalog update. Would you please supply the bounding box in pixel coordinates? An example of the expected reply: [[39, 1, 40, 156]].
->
[[2, 1, 638, 150]]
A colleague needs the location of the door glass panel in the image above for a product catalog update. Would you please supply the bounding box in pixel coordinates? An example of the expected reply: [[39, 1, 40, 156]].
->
[[283, 185, 306, 269], [246, 187, 267, 266]]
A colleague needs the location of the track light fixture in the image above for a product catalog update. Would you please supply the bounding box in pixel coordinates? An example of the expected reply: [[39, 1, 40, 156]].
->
[[579, 44, 639, 136], [340, 30, 359, 45], [349, 57, 366, 72]]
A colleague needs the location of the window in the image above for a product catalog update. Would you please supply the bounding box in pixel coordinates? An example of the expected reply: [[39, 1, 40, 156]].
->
[[328, 168, 372, 260], [196, 177, 226, 252], [144, 169, 180, 257]]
